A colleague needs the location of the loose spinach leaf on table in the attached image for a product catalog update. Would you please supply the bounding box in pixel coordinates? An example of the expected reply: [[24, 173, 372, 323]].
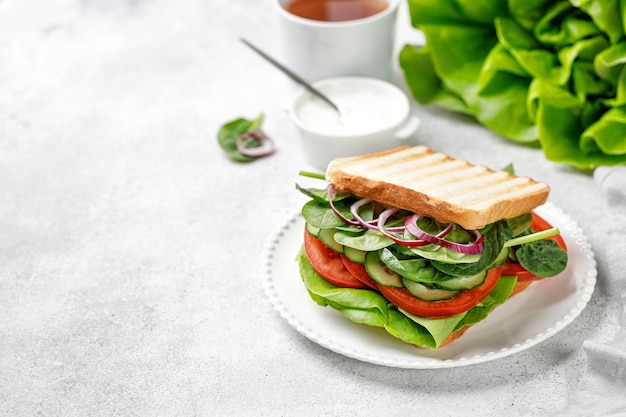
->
[[217, 113, 264, 162]]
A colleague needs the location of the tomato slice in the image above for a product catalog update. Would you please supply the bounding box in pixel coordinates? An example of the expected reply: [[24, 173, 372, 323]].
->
[[340, 255, 379, 289], [377, 266, 503, 317], [303, 231, 367, 289], [531, 212, 566, 250], [503, 211, 568, 282], [304, 212, 566, 314], [501, 262, 542, 282]]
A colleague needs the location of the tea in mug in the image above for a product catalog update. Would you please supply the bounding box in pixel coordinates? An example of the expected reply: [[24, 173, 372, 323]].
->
[[284, 0, 388, 22]]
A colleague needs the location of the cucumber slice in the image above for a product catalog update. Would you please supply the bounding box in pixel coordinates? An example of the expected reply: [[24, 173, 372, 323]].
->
[[365, 251, 403, 287], [318, 228, 343, 253], [436, 271, 486, 291], [493, 246, 510, 265], [334, 229, 394, 251], [343, 246, 366, 264], [305, 222, 320, 238], [402, 278, 460, 301], [409, 245, 482, 264]]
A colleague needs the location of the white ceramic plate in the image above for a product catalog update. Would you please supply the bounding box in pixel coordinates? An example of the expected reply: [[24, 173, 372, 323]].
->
[[262, 203, 597, 368]]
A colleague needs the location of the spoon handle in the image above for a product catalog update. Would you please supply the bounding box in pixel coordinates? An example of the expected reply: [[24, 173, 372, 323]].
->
[[240, 38, 340, 114]]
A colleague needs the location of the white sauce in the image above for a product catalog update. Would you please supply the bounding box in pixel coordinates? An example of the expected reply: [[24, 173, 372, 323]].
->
[[294, 80, 407, 136]]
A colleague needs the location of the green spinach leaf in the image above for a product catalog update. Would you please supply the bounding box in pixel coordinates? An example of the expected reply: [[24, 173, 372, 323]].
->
[[301, 200, 348, 229], [380, 247, 454, 284], [516, 239, 568, 277], [431, 220, 512, 277], [295, 184, 329, 203], [507, 213, 533, 237], [217, 113, 264, 162]]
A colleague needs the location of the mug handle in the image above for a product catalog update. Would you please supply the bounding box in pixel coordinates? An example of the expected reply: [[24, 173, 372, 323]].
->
[[393, 116, 421, 140]]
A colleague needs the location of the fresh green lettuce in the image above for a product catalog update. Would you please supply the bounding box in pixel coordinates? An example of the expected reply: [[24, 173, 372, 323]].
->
[[399, 0, 626, 169], [297, 248, 517, 349]]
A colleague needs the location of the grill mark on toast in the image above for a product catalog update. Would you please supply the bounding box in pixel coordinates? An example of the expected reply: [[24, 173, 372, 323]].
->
[[448, 177, 534, 206], [434, 170, 510, 199], [395, 164, 490, 191], [463, 182, 549, 210], [340, 146, 436, 178]]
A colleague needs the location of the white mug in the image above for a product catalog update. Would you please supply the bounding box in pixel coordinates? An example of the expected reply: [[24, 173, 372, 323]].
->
[[274, 0, 399, 82]]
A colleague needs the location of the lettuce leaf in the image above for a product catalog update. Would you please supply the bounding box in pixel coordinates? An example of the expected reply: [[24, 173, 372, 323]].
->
[[399, 0, 626, 170], [297, 248, 517, 350]]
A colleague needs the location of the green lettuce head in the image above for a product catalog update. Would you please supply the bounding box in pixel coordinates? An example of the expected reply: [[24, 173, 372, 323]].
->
[[399, 0, 626, 170]]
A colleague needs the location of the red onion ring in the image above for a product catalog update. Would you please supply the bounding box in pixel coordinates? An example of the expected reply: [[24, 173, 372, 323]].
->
[[378, 208, 430, 247], [437, 223, 455, 239], [350, 198, 379, 230], [326, 186, 482, 252], [236, 131, 275, 157], [327, 184, 361, 227], [404, 214, 484, 254]]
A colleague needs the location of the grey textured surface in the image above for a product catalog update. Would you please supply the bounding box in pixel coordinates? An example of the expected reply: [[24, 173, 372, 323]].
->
[[0, 1, 621, 416]]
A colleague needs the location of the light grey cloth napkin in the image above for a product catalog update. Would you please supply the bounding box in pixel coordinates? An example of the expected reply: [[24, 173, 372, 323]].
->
[[562, 166, 626, 417]]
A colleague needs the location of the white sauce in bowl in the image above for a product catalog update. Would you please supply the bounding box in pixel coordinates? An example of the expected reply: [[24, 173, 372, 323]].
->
[[293, 78, 409, 136]]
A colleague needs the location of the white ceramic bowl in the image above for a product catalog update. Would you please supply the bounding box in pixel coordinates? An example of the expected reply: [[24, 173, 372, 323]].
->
[[289, 77, 420, 170]]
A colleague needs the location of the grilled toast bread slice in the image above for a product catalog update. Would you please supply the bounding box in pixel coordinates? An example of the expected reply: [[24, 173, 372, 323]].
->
[[325, 146, 549, 230]]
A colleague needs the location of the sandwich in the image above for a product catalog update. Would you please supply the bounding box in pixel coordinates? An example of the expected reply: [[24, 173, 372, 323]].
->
[[296, 145, 568, 350]]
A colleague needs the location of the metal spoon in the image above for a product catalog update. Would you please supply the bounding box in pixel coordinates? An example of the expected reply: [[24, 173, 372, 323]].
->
[[240, 38, 341, 115]]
